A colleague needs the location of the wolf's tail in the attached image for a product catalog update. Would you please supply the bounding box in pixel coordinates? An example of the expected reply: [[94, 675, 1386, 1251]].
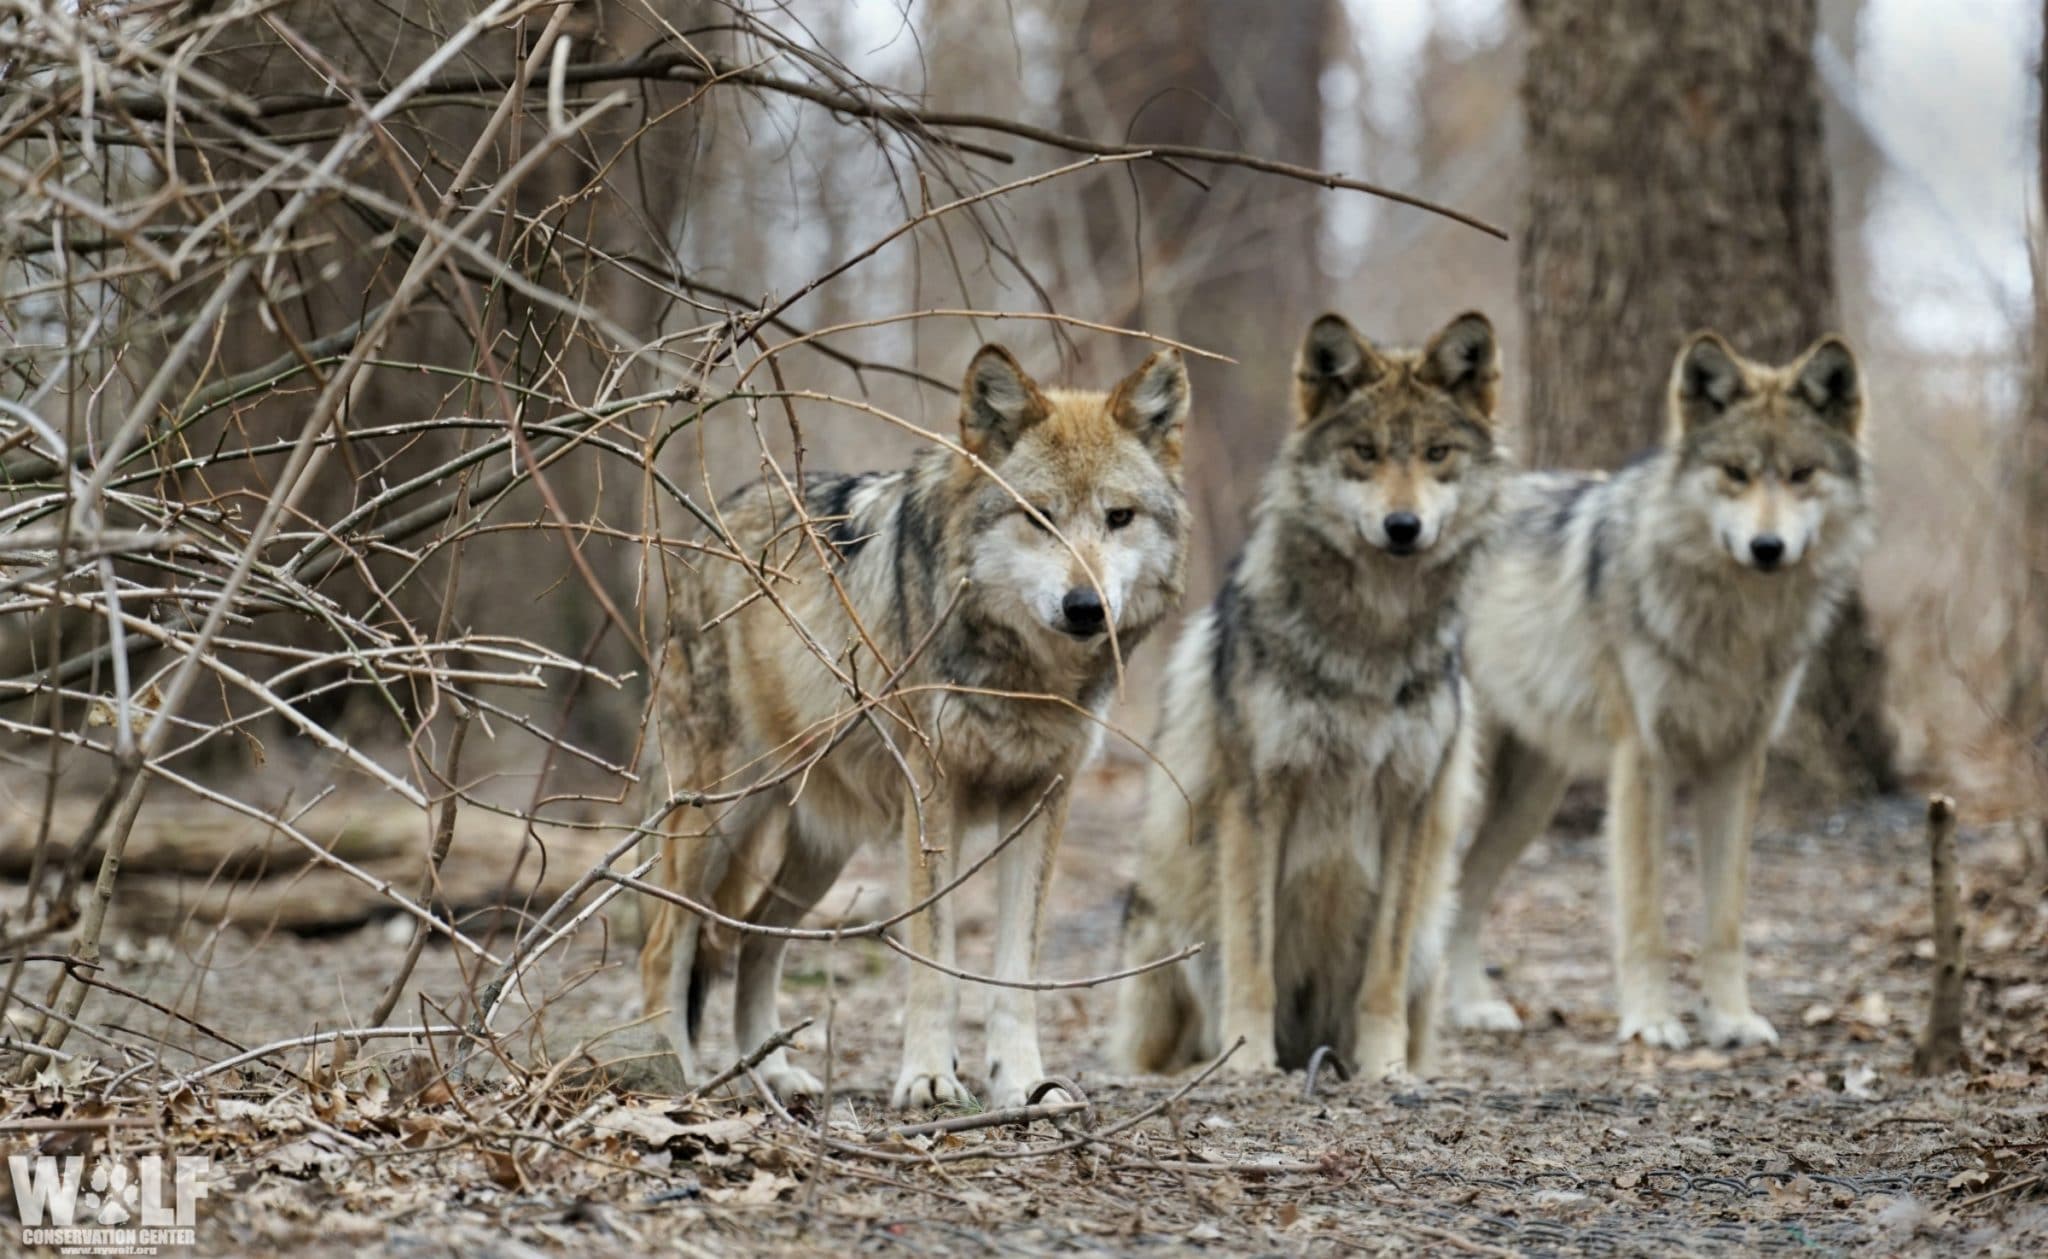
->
[[1108, 884, 1205, 1073]]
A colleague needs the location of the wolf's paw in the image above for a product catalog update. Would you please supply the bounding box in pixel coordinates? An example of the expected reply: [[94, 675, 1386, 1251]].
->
[[1617, 1011, 1690, 1050], [990, 1074, 1070, 1112], [758, 1063, 825, 1101], [1448, 996, 1524, 1034], [892, 1067, 975, 1111], [983, 1054, 1051, 1111], [1352, 1029, 1410, 1082], [1700, 1007, 1779, 1049]]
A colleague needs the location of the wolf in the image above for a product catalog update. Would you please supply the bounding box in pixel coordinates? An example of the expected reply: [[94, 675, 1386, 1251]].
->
[[1110, 311, 1506, 1080], [640, 341, 1193, 1110], [1444, 332, 1875, 1050]]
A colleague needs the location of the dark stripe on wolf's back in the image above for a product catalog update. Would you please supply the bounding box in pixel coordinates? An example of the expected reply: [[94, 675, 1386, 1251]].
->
[[1548, 477, 1595, 537], [807, 472, 876, 558], [1585, 510, 1610, 600], [889, 481, 935, 650], [1208, 554, 1246, 714]]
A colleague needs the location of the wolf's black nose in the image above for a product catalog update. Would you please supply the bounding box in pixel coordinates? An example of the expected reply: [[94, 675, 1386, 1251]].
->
[[1061, 588, 1107, 634], [1384, 513, 1422, 547], [1749, 535, 1785, 569]]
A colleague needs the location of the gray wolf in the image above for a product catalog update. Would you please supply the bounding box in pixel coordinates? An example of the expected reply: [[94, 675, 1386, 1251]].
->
[[1111, 311, 1506, 1079], [641, 341, 1193, 1109], [1444, 332, 1875, 1049]]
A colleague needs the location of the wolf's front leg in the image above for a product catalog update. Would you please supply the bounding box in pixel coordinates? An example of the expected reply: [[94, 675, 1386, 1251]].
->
[[983, 785, 1072, 1108], [1695, 743, 1778, 1048], [1446, 733, 1570, 1033], [1608, 737, 1687, 1049], [1216, 788, 1282, 1074], [894, 790, 972, 1110], [1353, 816, 1415, 1080]]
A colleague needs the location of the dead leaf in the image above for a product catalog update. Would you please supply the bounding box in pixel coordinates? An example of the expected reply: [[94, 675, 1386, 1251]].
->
[[85, 682, 162, 736], [593, 1101, 692, 1146], [1969, 1070, 2034, 1092], [705, 1171, 793, 1205], [484, 1148, 522, 1190], [1849, 991, 1890, 1028], [1839, 1062, 1880, 1100], [1664, 1047, 1734, 1072]]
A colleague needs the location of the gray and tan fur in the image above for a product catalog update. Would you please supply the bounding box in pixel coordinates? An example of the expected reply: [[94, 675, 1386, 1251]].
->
[[1112, 311, 1507, 1079], [1445, 332, 1875, 1050], [643, 343, 1193, 1110]]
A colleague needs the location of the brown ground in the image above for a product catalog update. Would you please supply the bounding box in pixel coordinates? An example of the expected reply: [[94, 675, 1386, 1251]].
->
[[5, 766, 2045, 1256]]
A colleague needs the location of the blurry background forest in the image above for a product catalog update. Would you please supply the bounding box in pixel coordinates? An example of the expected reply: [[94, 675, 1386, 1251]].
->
[[5, 0, 2043, 812]]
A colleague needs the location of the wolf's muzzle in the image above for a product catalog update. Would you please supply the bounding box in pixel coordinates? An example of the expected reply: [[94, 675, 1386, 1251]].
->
[[1749, 534, 1785, 571], [1383, 512, 1422, 556], [1059, 587, 1108, 637]]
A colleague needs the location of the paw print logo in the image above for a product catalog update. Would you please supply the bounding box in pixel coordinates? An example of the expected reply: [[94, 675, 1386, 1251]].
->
[[78, 1161, 138, 1225]]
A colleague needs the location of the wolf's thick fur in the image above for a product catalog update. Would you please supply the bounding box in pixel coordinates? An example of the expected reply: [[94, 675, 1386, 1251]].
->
[[642, 343, 1193, 1109], [1111, 312, 1507, 1079], [1445, 333, 1875, 1050]]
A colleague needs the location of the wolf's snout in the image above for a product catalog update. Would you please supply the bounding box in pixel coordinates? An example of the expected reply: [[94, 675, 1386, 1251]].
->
[[1060, 587, 1108, 635], [1748, 534, 1785, 570], [1383, 512, 1422, 553]]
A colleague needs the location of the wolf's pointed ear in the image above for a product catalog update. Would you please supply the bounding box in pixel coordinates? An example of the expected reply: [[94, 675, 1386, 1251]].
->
[[960, 344, 1050, 459], [1294, 313, 1385, 423], [1671, 332, 1749, 432], [1110, 349, 1191, 459], [1418, 311, 1499, 418], [1791, 335, 1862, 436]]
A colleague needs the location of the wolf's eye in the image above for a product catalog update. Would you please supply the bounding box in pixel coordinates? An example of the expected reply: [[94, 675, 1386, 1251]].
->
[[1352, 442, 1379, 463], [1023, 506, 1054, 532], [1105, 507, 1136, 530], [1425, 444, 1451, 463], [1722, 464, 1750, 485], [1788, 465, 1815, 485]]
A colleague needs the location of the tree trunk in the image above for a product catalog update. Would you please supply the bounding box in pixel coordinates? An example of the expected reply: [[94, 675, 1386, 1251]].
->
[[2009, 2, 2048, 792], [1518, 0, 1895, 800]]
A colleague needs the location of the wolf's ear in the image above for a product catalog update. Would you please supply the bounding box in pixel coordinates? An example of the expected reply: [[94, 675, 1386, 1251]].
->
[[960, 344, 1050, 459], [1294, 313, 1385, 423], [1110, 349, 1191, 459], [1417, 311, 1499, 418], [1791, 335, 1861, 435], [1671, 332, 1749, 432]]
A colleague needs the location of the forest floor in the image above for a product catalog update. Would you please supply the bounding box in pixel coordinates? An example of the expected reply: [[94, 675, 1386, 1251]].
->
[[4, 766, 2046, 1257]]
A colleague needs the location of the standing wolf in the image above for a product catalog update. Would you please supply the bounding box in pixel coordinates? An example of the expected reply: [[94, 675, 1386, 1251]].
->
[[1445, 332, 1875, 1050], [642, 343, 1193, 1109], [1111, 312, 1506, 1079]]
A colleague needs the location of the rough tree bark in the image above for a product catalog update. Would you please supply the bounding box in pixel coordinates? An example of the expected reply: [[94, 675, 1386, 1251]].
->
[[1911, 794, 1966, 1075], [1518, 0, 1896, 800], [2010, 1, 2048, 799]]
